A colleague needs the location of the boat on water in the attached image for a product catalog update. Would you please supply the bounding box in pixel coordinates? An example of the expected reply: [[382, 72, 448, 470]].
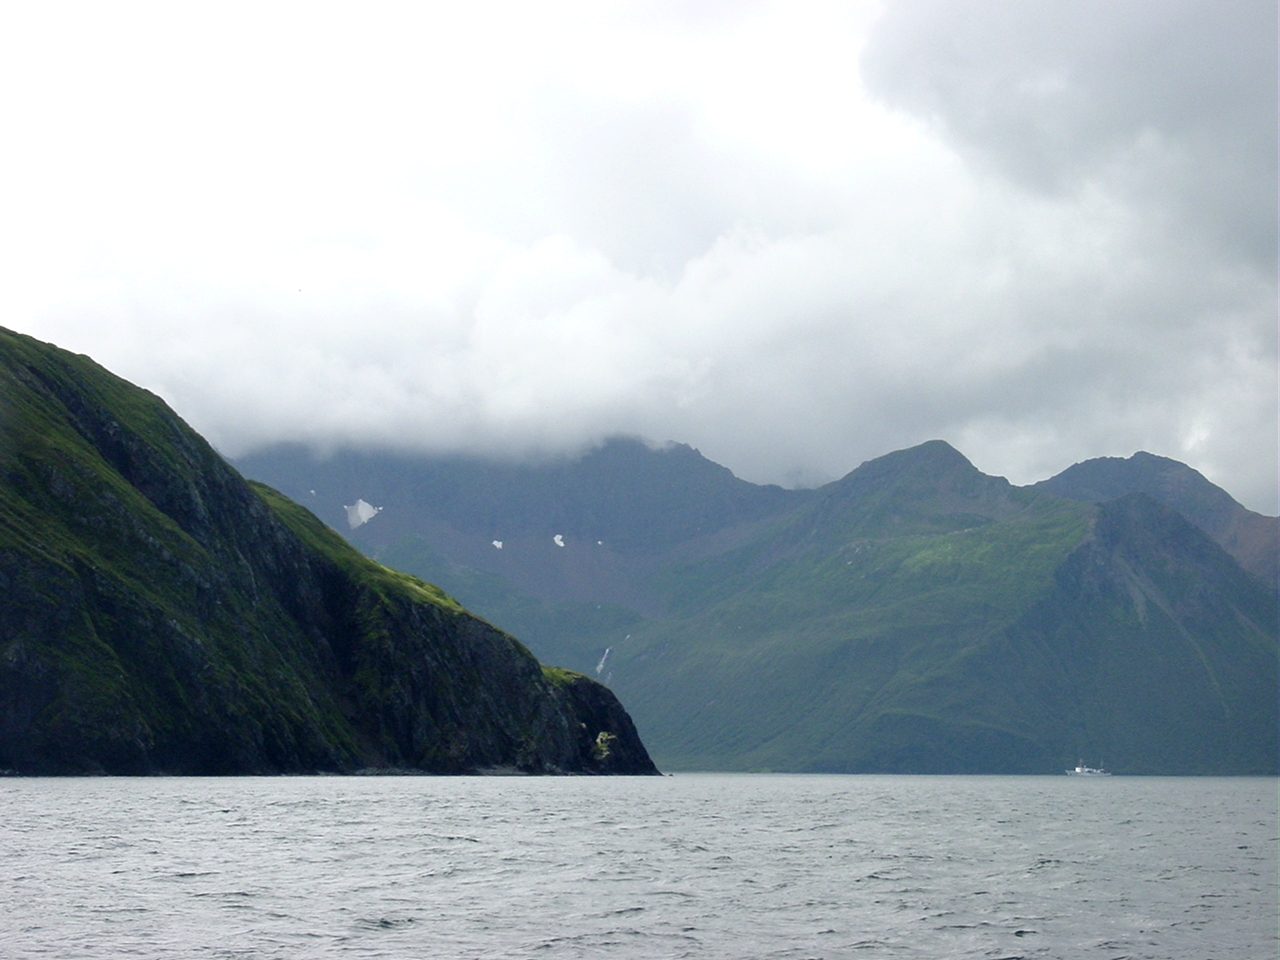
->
[[1066, 761, 1111, 776]]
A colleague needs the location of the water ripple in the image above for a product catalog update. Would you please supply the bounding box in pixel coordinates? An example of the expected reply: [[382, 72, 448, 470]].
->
[[0, 774, 1274, 959]]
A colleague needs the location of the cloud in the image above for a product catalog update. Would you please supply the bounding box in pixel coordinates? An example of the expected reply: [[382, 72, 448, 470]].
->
[[2, 1, 1274, 512], [860, 0, 1277, 268]]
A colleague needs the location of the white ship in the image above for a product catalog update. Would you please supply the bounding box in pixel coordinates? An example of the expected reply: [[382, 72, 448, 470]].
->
[[1066, 761, 1111, 776]]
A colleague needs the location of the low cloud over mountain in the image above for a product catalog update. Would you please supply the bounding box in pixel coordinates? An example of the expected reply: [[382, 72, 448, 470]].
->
[[3, 2, 1274, 510]]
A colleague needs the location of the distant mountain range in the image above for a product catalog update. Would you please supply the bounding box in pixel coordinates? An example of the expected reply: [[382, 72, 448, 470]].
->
[[238, 437, 1278, 774], [0, 329, 657, 775]]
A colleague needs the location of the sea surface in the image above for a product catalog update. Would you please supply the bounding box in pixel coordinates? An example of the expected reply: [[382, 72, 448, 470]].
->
[[1, 773, 1274, 959]]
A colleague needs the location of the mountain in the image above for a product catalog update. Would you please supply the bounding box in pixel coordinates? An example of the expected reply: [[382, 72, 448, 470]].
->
[[240, 438, 810, 613], [1032, 451, 1277, 586], [238, 439, 1278, 774], [0, 328, 657, 775]]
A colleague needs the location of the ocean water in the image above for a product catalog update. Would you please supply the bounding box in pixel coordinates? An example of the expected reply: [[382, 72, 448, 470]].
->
[[1, 774, 1274, 959]]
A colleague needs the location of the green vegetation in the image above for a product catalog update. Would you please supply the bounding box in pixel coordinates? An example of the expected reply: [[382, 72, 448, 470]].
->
[[612, 488, 1275, 772], [592, 731, 617, 760], [0, 327, 658, 776], [540, 665, 584, 687], [253, 482, 467, 615]]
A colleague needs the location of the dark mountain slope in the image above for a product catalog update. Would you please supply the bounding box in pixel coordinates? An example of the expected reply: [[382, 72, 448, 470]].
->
[[1033, 451, 1277, 585], [991, 494, 1279, 774], [239, 438, 807, 555], [0, 328, 656, 775], [601, 446, 1275, 773], [237, 439, 813, 615], [601, 443, 1087, 770]]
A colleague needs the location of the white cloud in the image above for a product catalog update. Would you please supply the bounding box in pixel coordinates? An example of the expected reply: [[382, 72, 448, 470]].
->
[[1, 0, 1273, 511]]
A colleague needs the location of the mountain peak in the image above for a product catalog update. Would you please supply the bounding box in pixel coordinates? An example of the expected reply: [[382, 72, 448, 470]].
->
[[1032, 450, 1277, 585], [873, 438, 975, 471], [1035, 451, 1242, 514], [811, 440, 1020, 539], [829, 439, 990, 492]]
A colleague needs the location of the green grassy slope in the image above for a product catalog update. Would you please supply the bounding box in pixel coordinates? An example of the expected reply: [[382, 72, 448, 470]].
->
[[605, 451, 1276, 773], [604, 449, 1098, 770], [0, 331, 354, 772], [0, 328, 657, 775]]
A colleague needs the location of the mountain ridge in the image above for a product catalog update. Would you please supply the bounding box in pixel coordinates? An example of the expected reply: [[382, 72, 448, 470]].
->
[[237, 436, 1277, 774], [1031, 450, 1277, 585]]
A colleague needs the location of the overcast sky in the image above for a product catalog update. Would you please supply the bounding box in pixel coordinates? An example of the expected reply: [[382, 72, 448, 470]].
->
[[1, 1, 1275, 511]]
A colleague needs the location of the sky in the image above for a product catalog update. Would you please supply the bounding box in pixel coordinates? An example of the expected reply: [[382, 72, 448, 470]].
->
[[1, 0, 1275, 512]]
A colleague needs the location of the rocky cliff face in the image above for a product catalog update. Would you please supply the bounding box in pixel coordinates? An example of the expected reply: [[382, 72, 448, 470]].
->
[[0, 328, 658, 775]]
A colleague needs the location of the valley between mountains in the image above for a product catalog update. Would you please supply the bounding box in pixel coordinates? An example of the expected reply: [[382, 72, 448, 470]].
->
[[240, 436, 1278, 775]]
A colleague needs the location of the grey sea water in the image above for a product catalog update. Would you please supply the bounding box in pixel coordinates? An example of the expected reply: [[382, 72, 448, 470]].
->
[[1, 774, 1274, 959]]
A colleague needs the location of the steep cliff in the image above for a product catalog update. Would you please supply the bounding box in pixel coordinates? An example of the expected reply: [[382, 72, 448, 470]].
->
[[0, 328, 657, 775]]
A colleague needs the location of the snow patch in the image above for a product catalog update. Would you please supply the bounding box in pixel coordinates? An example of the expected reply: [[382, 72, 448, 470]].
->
[[344, 499, 382, 529]]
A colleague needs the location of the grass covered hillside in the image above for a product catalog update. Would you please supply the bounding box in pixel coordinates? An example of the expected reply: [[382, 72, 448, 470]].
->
[[603, 445, 1276, 773], [0, 328, 657, 775]]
